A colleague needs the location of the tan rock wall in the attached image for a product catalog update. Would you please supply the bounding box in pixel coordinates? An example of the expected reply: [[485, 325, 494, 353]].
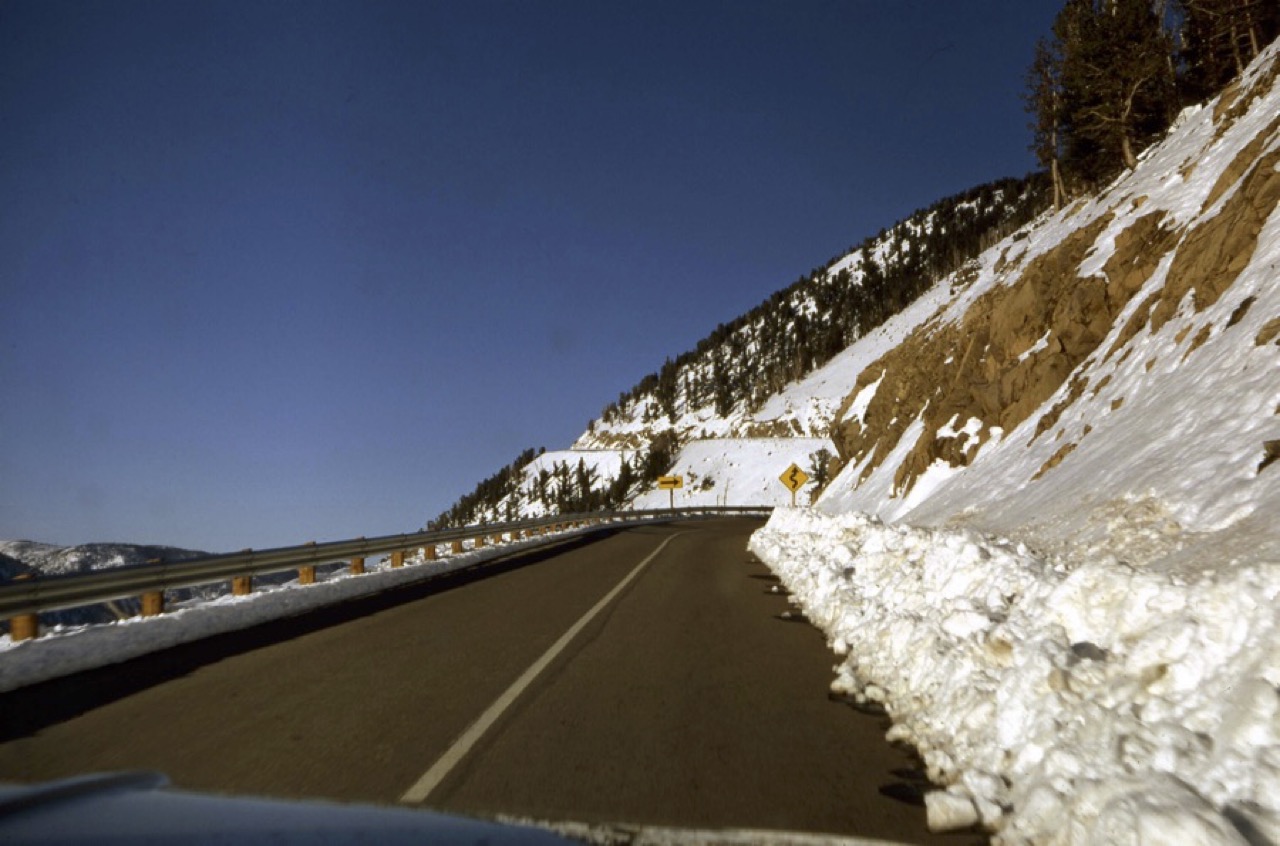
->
[[831, 108, 1279, 500]]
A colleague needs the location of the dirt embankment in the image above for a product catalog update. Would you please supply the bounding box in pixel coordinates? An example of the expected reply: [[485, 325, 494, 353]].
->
[[831, 103, 1280, 498]]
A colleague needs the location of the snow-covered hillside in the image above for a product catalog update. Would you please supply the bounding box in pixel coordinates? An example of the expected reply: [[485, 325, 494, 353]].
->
[[629, 438, 829, 509], [0, 540, 208, 579], [452, 180, 1046, 524], [0, 540, 211, 628], [753, 43, 1280, 845], [576, 178, 1047, 452]]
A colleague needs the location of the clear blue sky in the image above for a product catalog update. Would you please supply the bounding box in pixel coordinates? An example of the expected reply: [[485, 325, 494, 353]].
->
[[1, 0, 1059, 552]]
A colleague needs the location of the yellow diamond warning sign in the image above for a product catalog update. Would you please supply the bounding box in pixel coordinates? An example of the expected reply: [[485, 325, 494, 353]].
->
[[779, 463, 809, 493]]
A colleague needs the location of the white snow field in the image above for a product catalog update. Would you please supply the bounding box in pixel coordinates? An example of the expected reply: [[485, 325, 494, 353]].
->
[[629, 438, 829, 509], [752, 44, 1280, 845]]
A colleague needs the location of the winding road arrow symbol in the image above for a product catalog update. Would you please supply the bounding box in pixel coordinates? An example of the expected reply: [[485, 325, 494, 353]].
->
[[779, 463, 809, 494]]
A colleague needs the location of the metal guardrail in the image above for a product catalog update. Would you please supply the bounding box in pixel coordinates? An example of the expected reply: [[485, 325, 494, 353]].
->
[[0, 507, 771, 638]]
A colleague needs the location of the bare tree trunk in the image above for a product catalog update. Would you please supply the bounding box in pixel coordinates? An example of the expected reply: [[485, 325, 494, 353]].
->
[[1241, 0, 1260, 59], [1230, 16, 1246, 75], [1052, 157, 1065, 210]]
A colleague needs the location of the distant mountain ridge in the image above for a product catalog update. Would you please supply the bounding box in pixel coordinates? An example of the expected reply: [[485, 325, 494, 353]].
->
[[0, 540, 208, 581], [0, 540, 211, 630]]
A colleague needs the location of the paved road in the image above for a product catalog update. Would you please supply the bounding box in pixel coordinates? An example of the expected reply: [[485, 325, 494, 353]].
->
[[0, 519, 980, 844]]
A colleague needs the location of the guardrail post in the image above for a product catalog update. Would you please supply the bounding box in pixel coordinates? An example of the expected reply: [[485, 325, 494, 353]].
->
[[298, 565, 316, 585], [350, 557, 365, 575], [391, 550, 405, 568], [492, 533, 503, 546], [451, 540, 464, 555], [474, 535, 486, 548], [141, 591, 165, 617], [9, 613, 38, 642], [232, 576, 252, 596], [422, 544, 437, 561]]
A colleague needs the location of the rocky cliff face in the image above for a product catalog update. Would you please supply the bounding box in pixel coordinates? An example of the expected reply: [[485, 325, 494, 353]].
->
[[820, 43, 1280, 558]]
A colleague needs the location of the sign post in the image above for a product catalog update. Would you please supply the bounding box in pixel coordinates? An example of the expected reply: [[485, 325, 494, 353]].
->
[[778, 463, 809, 507], [657, 475, 683, 510]]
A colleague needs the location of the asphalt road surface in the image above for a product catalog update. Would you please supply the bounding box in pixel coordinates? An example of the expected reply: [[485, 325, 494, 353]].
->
[[0, 519, 982, 844]]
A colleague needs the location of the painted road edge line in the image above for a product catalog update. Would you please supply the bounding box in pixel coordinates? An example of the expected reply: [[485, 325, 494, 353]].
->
[[400, 532, 682, 804]]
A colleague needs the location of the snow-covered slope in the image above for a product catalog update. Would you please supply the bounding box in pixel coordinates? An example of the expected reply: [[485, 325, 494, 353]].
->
[[628, 438, 829, 509], [575, 179, 1047, 453], [0, 540, 208, 578], [454, 180, 1046, 523], [753, 43, 1280, 845], [501, 449, 630, 519]]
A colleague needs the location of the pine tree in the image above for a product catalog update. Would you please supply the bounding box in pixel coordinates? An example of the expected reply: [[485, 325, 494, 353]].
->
[[1028, 0, 1180, 192], [1063, 0, 1177, 178], [809, 448, 834, 489], [1027, 36, 1068, 208]]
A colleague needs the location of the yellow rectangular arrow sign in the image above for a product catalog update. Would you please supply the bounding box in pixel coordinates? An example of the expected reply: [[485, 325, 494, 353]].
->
[[657, 475, 684, 490]]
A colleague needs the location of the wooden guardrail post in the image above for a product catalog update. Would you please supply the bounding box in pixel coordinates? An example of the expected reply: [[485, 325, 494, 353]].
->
[[232, 576, 252, 596], [474, 535, 486, 548], [8, 573, 38, 640], [391, 550, 405, 568], [422, 544, 437, 561], [9, 613, 38, 642], [350, 556, 365, 575], [451, 540, 464, 554], [141, 591, 165, 617], [298, 565, 316, 585]]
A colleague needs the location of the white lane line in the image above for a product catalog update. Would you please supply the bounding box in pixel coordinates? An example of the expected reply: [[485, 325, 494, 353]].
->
[[400, 532, 681, 804]]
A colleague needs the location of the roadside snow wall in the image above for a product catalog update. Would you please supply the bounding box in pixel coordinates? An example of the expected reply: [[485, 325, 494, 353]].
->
[[750, 509, 1280, 844]]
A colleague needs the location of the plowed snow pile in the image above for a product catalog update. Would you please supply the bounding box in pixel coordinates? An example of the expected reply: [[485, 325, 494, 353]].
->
[[752, 44, 1280, 845], [751, 511, 1278, 843]]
